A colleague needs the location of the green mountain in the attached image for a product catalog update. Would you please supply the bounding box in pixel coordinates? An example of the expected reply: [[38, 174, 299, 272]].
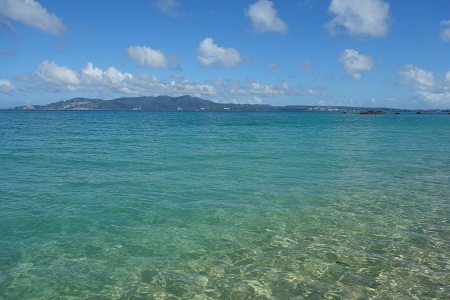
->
[[12, 95, 276, 111], [9, 95, 415, 112]]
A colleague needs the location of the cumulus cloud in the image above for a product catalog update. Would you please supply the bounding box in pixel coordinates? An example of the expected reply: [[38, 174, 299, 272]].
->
[[399, 65, 450, 106], [326, 0, 390, 37], [339, 49, 374, 80], [155, 0, 180, 17], [0, 0, 67, 36], [440, 20, 450, 42], [0, 79, 14, 93], [81, 62, 134, 92], [35, 61, 80, 89], [197, 38, 241, 68], [126, 46, 170, 69], [398, 64, 435, 90], [245, 0, 288, 34]]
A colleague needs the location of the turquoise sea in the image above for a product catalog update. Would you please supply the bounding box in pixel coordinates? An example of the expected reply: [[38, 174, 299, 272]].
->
[[0, 111, 449, 299]]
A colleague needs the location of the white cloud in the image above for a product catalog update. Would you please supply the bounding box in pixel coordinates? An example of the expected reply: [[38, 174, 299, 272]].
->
[[399, 65, 450, 106], [440, 20, 450, 42], [245, 0, 288, 34], [307, 88, 329, 98], [167, 78, 216, 96], [416, 90, 450, 105], [81, 62, 105, 84], [197, 38, 241, 68], [81, 62, 134, 91], [126, 46, 169, 68], [34, 61, 135, 93], [156, 0, 180, 17], [0, 79, 14, 93], [398, 64, 435, 90], [229, 80, 291, 96], [326, 0, 390, 37], [35, 61, 80, 88], [338, 49, 374, 80], [0, 0, 67, 36]]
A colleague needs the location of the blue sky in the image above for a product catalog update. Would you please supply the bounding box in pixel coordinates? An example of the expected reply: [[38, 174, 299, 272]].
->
[[1, 0, 449, 109]]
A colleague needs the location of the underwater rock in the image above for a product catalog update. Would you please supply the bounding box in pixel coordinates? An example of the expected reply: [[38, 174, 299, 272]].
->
[[141, 270, 159, 283], [359, 110, 385, 115]]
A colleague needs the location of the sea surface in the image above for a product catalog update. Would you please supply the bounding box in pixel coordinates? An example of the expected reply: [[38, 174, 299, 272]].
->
[[0, 111, 449, 299]]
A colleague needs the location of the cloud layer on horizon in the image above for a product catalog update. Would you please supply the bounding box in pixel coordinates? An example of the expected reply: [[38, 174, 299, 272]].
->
[[27, 60, 292, 101], [399, 64, 450, 105]]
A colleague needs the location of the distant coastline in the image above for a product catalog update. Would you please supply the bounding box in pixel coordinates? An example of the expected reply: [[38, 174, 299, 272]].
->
[[3, 95, 449, 113]]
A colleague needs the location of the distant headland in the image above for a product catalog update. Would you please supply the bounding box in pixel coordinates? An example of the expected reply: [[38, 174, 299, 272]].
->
[[4, 95, 449, 113]]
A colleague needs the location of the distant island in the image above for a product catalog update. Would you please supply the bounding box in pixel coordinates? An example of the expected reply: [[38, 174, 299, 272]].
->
[[4, 95, 448, 113]]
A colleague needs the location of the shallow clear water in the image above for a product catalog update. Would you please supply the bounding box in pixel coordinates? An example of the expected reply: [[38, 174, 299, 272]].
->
[[0, 111, 449, 299]]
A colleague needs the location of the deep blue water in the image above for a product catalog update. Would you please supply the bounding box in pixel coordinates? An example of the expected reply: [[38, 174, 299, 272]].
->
[[0, 111, 449, 299]]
